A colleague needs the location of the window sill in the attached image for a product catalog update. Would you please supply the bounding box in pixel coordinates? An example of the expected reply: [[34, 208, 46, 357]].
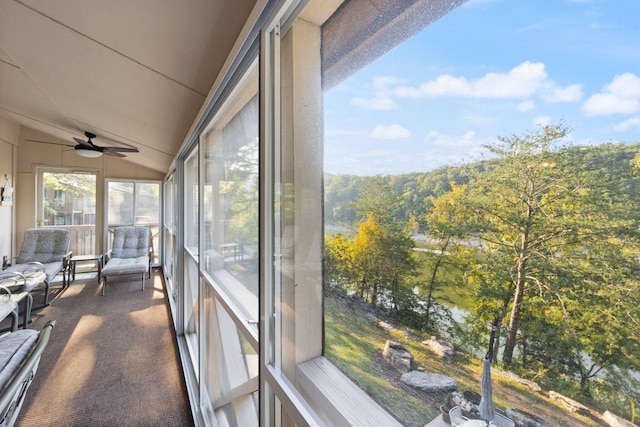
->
[[297, 356, 402, 427]]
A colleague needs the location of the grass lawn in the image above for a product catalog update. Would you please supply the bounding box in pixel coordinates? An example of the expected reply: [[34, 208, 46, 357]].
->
[[324, 292, 601, 427], [325, 294, 438, 426]]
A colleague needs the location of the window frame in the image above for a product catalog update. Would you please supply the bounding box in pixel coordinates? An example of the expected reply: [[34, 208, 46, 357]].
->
[[164, 0, 465, 424]]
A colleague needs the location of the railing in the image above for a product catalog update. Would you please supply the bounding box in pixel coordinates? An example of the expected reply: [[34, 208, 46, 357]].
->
[[46, 225, 96, 257], [46, 224, 160, 263]]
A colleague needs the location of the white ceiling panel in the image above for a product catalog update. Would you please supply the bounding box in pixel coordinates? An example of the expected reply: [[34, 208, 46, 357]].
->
[[0, 0, 257, 173], [19, 0, 243, 95]]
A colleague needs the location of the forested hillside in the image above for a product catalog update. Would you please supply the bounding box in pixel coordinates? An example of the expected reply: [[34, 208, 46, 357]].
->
[[325, 140, 640, 233], [324, 125, 640, 421]]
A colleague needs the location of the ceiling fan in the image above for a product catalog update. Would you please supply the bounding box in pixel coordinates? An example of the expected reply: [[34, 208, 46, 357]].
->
[[26, 131, 139, 158]]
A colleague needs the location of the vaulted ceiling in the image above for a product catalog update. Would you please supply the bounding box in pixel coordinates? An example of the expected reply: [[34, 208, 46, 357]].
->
[[0, 0, 256, 173]]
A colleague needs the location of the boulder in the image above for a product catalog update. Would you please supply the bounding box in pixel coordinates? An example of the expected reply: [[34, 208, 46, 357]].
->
[[377, 320, 395, 331], [505, 408, 555, 427], [549, 391, 590, 414], [400, 371, 457, 393], [463, 390, 481, 406], [422, 336, 455, 358], [602, 411, 637, 427], [493, 370, 542, 393], [382, 340, 414, 373]]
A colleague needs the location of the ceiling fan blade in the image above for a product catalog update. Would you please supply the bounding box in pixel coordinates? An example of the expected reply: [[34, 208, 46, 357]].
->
[[73, 137, 92, 147], [102, 146, 139, 153], [103, 151, 127, 158], [26, 139, 74, 147]]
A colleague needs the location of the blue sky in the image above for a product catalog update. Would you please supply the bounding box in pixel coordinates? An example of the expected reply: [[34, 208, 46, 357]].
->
[[324, 0, 640, 176]]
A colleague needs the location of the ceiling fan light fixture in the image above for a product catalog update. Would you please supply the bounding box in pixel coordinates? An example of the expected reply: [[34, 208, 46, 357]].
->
[[75, 147, 103, 158]]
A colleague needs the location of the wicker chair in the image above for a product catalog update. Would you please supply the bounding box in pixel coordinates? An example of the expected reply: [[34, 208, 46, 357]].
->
[[492, 413, 515, 427], [101, 226, 151, 295], [449, 406, 469, 427]]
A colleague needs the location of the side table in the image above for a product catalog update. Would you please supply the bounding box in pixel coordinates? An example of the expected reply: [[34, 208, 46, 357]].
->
[[70, 254, 103, 282]]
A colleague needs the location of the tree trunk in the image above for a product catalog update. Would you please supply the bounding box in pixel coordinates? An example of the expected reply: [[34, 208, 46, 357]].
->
[[487, 316, 501, 361], [371, 281, 378, 307], [503, 252, 526, 367], [424, 238, 450, 331]]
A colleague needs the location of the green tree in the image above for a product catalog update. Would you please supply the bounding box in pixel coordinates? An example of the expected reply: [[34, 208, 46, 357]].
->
[[353, 177, 417, 309], [421, 183, 469, 331], [43, 172, 96, 222], [438, 123, 640, 378], [324, 175, 418, 312]]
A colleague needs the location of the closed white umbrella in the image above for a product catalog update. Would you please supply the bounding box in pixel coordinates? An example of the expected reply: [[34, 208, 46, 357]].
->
[[478, 355, 495, 425]]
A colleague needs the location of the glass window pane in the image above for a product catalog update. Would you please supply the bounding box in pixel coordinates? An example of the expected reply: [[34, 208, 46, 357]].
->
[[321, 1, 640, 426], [43, 172, 96, 226], [107, 182, 134, 225], [203, 288, 258, 425], [202, 65, 259, 320], [135, 183, 160, 224], [184, 150, 199, 253], [42, 171, 97, 255]]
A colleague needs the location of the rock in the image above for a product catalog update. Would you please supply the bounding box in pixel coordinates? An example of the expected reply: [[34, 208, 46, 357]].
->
[[401, 371, 457, 393], [377, 320, 395, 331], [422, 336, 455, 358], [491, 369, 542, 392], [382, 340, 414, 373], [549, 391, 590, 414], [463, 390, 481, 406], [506, 407, 555, 427], [602, 410, 637, 427]]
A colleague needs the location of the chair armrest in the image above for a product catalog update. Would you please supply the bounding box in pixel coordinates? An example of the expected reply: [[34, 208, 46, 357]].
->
[[0, 285, 12, 298], [21, 262, 45, 277], [104, 250, 112, 263], [0, 272, 27, 292], [62, 251, 73, 267]]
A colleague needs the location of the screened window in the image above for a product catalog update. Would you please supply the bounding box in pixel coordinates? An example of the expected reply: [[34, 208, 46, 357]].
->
[[39, 170, 97, 255], [106, 180, 161, 264], [202, 90, 259, 303], [200, 60, 259, 424]]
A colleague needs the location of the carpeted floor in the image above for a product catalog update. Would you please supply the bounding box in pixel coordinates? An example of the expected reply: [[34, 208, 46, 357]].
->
[[1, 269, 194, 427]]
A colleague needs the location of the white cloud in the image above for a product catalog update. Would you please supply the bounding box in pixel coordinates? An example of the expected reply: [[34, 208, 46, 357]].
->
[[351, 76, 404, 110], [394, 74, 475, 97], [372, 76, 404, 93], [424, 130, 479, 148], [542, 84, 583, 102], [391, 62, 580, 104], [604, 73, 640, 98], [534, 115, 553, 127], [472, 62, 549, 98], [516, 101, 536, 112], [369, 124, 410, 140], [613, 117, 640, 132], [583, 73, 640, 116], [351, 97, 398, 110], [583, 93, 639, 116], [423, 130, 490, 165]]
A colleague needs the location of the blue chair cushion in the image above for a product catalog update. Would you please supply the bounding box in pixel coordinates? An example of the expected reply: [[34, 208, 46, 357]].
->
[[0, 330, 38, 391], [102, 256, 149, 276]]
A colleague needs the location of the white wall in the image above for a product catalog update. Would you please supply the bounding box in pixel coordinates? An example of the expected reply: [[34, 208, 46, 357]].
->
[[10, 125, 165, 256], [0, 114, 20, 264]]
